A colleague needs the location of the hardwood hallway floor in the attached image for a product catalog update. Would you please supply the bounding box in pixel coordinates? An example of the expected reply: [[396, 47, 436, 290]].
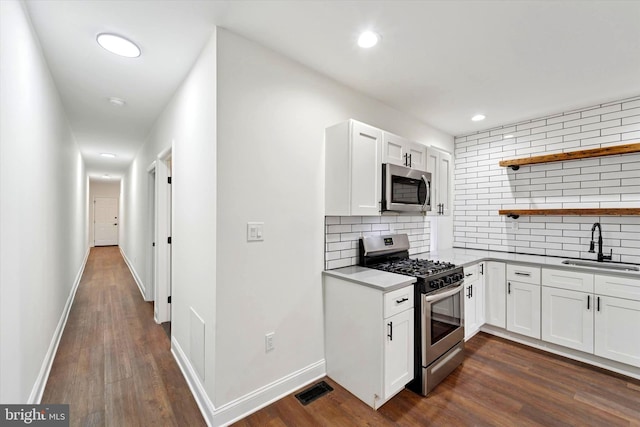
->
[[235, 333, 640, 427], [42, 246, 205, 427]]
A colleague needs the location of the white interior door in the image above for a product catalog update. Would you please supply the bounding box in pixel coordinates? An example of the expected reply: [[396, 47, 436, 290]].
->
[[154, 151, 172, 324], [94, 197, 118, 246]]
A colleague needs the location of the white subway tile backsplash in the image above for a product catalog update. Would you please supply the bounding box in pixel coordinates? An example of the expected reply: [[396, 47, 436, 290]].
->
[[454, 96, 640, 264], [324, 215, 430, 269]]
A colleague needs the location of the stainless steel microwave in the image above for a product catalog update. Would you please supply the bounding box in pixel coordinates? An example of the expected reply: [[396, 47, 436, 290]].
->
[[381, 163, 431, 213]]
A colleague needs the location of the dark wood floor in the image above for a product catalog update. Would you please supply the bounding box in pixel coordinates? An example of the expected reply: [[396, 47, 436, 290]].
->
[[42, 246, 205, 427], [234, 333, 640, 427]]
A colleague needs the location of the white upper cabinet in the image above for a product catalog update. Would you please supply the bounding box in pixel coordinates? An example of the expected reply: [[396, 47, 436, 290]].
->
[[325, 120, 382, 216], [382, 131, 428, 171], [426, 147, 452, 216]]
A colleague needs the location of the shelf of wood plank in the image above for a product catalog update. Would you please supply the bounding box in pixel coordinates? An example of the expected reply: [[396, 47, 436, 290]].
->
[[499, 208, 640, 219], [499, 142, 640, 170]]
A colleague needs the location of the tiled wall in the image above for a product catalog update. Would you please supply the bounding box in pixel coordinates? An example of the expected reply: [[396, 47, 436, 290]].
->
[[325, 216, 430, 269], [454, 96, 640, 265]]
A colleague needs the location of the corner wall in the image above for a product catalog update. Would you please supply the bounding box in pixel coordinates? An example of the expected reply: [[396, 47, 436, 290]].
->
[[214, 28, 452, 417], [454, 96, 640, 264], [0, 0, 88, 403]]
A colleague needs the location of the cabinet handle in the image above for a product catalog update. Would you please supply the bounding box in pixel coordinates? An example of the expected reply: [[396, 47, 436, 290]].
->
[[514, 272, 531, 277], [587, 295, 590, 310], [508, 282, 511, 294], [597, 297, 600, 312], [480, 264, 484, 275], [470, 284, 473, 298], [465, 273, 472, 277], [403, 153, 409, 167], [396, 297, 409, 304], [388, 322, 393, 340], [408, 153, 412, 167]]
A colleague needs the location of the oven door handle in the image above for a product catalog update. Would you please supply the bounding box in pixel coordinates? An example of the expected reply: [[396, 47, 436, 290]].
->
[[425, 283, 464, 302], [421, 175, 430, 212]]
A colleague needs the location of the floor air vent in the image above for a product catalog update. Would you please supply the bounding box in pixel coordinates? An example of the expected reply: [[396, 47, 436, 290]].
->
[[295, 381, 333, 405]]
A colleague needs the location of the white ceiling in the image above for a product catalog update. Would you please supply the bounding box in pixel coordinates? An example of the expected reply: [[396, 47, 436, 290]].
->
[[24, 0, 640, 180]]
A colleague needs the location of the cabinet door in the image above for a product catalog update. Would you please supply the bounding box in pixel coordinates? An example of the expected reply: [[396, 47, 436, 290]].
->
[[407, 141, 428, 171], [595, 296, 640, 368], [507, 281, 541, 339], [425, 147, 452, 216], [541, 287, 594, 353], [485, 262, 506, 328], [437, 151, 452, 215], [383, 308, 414, 401], [351, 122, 382, 215], [464, 279, 484, 340], [382, 132, 408, 167]]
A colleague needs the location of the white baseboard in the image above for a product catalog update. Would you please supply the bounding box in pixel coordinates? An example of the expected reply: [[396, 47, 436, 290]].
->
[[120, 247, 147, 301], [171, 336, 326, 427], [29, 246, 90, 404]]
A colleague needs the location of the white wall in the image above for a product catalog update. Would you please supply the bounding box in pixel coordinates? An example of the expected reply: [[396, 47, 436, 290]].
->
[[214, 28, 452, 411], [0, 0, 88, 403], [454, 96, 640, 264], [88, 179, 121, 247]]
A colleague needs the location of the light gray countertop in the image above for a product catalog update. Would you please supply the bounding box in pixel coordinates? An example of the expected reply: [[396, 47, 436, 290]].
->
[[414, 247, 640, 279], [322, 266, 416, 292]]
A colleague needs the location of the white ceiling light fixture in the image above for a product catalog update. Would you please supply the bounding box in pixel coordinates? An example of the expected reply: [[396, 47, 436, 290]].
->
[[97, 33, 141, 58], [358, 31, 381, 48], [100, 153, 116, 158], [504, 134, 514, 139], [471, 114, 486, 122], [108, 97, 126, 107], [102, 174, 111, 179]]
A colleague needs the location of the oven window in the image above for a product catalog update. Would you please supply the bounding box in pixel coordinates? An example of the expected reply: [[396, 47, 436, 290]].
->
[[391, 176, 427, 205], [430, 293, 462, 345]]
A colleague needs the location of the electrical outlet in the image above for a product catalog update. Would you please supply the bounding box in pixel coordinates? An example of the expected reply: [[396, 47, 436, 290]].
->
[[265, 332, 275, 352]]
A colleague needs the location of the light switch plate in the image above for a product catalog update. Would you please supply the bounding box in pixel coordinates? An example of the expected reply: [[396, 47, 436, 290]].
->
[[247, 222, 264, 241]]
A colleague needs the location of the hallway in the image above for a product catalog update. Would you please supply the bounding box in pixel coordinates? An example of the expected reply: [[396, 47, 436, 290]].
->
[[41, 247, 205, 426]]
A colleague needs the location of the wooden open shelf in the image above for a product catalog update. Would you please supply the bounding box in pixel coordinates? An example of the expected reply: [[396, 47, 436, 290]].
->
[[499, 208, 640, 219], [499, 142, 640, 170]]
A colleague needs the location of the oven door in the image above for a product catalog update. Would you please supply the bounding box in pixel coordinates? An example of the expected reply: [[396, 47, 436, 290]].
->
[[421, 282, 465, 366], [383, 164, 431, 212]]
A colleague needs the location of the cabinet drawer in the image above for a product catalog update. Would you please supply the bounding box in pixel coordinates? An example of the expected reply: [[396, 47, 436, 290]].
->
[[542, 268, 594, 293], [595, 275, 640, 300], [384, 286, 414, 318], [463, 263, 480, 284], [507, 264, 541, 285]]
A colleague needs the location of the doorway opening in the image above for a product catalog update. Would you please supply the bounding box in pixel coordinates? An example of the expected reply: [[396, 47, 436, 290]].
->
[[154, 148, 172, 327]]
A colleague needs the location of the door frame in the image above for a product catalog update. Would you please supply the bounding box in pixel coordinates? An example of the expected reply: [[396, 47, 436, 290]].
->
[[146, 161, 156, 302], [154, 147, 172, 324]]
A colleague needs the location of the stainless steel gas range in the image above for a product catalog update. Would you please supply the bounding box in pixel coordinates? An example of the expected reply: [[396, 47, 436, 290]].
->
[[359, 233, 465, 396]]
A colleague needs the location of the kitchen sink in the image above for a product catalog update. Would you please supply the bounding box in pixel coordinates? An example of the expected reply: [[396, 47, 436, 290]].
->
[[561, 259, 640, 272]]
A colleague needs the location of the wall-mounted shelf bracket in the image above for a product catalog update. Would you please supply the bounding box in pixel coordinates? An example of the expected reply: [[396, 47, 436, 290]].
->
[[507, 213, 520, 219], [509, 165, 520, 171]]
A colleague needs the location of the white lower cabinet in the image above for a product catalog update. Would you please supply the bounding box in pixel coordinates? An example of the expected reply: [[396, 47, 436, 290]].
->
[[464, 262, 485, 340], [485, 261, 506, 328], [542, 286, 594, 353], [594, 295, 640, 368], [541, 269, 640, 369], [384, 308, 414, 398], [324, 276, 414, 409], [506, 264, 541, 339]]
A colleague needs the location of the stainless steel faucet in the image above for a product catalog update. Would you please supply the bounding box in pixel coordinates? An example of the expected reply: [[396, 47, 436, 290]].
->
[[589, 222, 612, 262]]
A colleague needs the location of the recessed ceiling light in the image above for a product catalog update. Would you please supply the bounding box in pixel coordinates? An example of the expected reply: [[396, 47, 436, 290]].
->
[[100, 153, 116, 158], [97, 33, 141, 58], [471, 114, 486, 122], [358, 31, 380, 48], [102, 174, 111, 179], [504, 134, 514, 139], [108, 97, 126, 107]]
